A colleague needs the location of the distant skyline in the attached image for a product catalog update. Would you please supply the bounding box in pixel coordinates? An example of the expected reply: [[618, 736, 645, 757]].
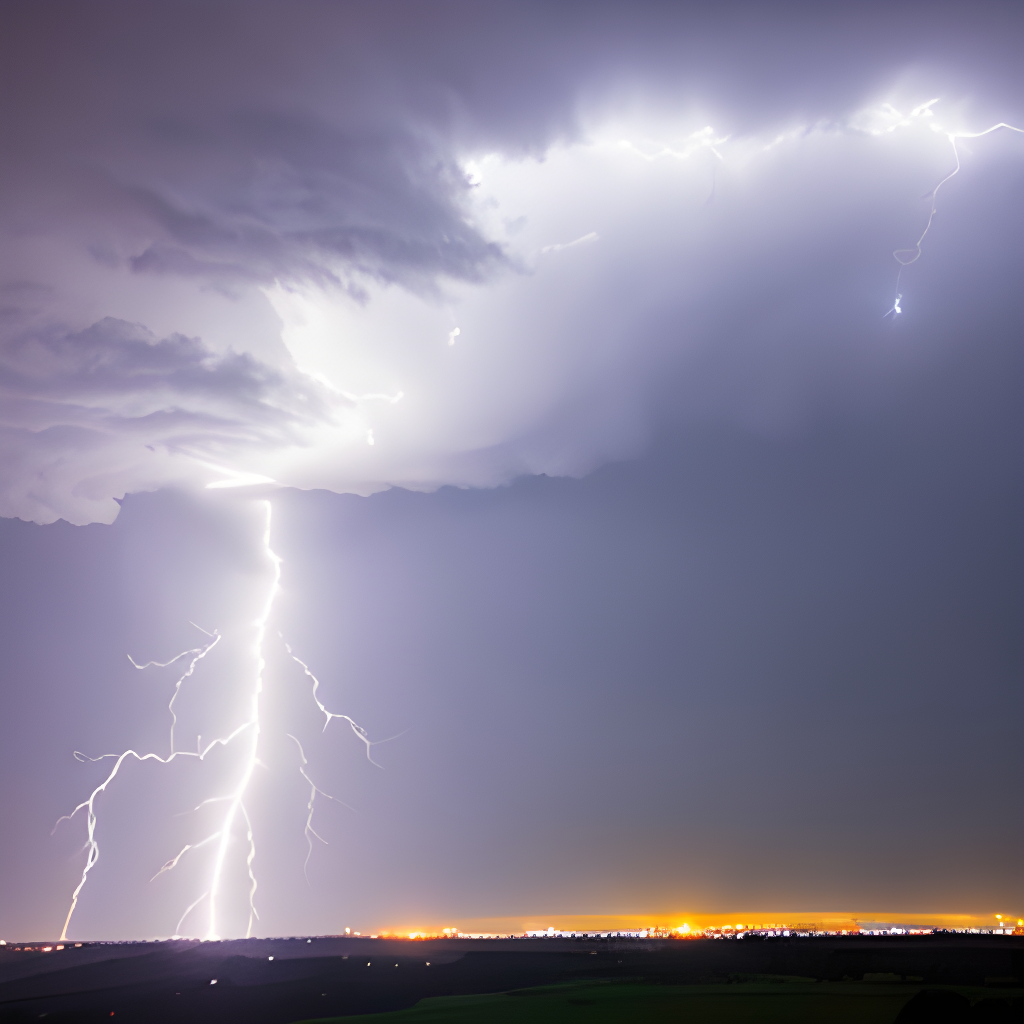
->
[[0, 0, 1021, 940]]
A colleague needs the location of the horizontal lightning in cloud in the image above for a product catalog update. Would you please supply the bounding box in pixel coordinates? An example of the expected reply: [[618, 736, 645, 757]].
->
[[205, 472, 278, 490], [341, 391, 405, 404], [618, 126, 729, 163], [541, 232, 599, 255]]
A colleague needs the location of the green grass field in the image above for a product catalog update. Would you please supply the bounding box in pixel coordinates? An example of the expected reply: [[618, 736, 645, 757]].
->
[[293, 978, 970, 1024]]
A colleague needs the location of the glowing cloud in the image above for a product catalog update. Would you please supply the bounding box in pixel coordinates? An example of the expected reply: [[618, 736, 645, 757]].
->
[[0, 82, 1019, 528]]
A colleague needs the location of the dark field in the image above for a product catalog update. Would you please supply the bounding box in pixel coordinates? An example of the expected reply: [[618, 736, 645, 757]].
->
[[302, 980, 1021, 1024], [1, 935, 1022, 1023]]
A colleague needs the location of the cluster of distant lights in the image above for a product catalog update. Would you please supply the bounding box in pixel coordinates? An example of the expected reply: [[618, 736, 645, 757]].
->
[[3, 914, 1022, 949]]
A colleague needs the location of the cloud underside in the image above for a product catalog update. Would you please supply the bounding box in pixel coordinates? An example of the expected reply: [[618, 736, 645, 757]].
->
[[1, 2, 1021, 523]]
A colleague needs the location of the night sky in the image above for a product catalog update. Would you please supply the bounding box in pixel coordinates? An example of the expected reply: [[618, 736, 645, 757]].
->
[[0, 1, 1021, 941]]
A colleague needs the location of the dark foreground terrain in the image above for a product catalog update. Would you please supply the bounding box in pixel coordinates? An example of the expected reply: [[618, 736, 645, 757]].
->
[[1, 934, 1022, 1023]]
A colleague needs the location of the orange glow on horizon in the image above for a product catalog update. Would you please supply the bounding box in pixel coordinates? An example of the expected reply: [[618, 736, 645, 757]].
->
[[368, 909, 1023, 939]]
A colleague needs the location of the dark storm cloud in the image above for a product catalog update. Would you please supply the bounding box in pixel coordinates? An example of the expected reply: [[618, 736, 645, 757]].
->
[[1, 0, 1022, 524], [2, 317, 319, 415], [2, 3, 518, 293], [109, 113, 505, 292], [0, 316, 333, 523]]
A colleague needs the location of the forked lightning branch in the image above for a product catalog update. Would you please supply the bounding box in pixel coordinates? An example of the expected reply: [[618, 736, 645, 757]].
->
[[53, 501, 382, 942]]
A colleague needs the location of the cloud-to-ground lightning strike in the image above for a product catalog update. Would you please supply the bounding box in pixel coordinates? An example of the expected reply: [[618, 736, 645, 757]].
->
[[886, 105, 1024, 316], [54, 720, 266, 940], [55, 499, 387, 941], [202, 499, 281, 940]]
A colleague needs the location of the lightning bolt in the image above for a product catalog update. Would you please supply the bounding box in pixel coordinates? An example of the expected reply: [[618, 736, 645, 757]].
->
[[127, 627, 221, 755], [56, 747, 186, 942], [174, 891, 208, 937], [54, 720, 268, 940], [284, 642, 402, 769], [150, 831, 221, 882], [53, 627, 231, 942], [54, 501, 279, 943], [286, 733, 349, 882], [886, 107, 1024, 317], [202, 498, 280, 940], [615, 101, 1023, 320], [277, 636, 410, 879], [55, 499, 391, 941]]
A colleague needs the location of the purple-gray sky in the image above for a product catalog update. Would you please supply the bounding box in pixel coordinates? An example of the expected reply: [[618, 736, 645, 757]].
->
[[0, 1, 1021, 940]]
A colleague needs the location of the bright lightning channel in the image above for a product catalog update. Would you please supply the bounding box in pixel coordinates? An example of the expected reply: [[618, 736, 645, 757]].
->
[[886, 105, 1024, 317], [203, 498, 281, 940], [55, 499, 385, 941]]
